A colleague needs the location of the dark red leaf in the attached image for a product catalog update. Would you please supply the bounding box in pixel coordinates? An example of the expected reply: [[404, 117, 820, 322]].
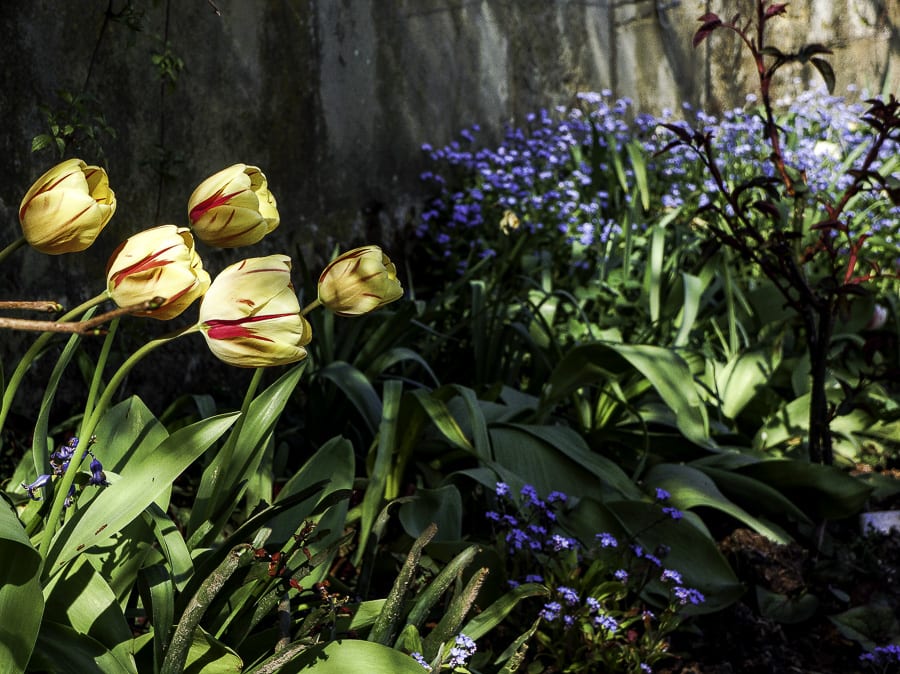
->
[[697, 12, 720, 22], [765, 3, 788, 18]]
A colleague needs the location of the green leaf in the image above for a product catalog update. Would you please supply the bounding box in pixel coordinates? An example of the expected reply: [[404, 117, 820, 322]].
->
[[30, 621, 134, 673], [291, 639, 432, 673], [461, 582, 549, 641], [0, 499, 43, 672], [570, 498, 742, 612], [626, 139, 650, 211], [411, 389, 474, 453], [398, 484, 462, 541], [645, 463, 790, 543], [737, 460, 872, 520], [318, 360, 383, 434], [43, 557, 137, 672], [45, 412, 239, 573], [358, 381, 402, 560], [696, 465, 811, 525], [489, 424, 641, 500], [715, 344, 781, 419], [811, 56, 835, 94], [828, 603, 900, 651], [542, 342, 713, 448], [183, 626, 243, 674], [756, 586, 820, 624], [189, 364, 304, 542]]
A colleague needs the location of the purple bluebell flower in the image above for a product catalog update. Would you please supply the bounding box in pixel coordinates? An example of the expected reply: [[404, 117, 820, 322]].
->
[[21, 474, 51, 500], [524, 574, 544, 583], [654, 487, 671, 501]]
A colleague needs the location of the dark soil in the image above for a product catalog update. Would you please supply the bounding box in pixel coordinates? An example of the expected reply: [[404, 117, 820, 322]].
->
[[660, 485, 900, 674]]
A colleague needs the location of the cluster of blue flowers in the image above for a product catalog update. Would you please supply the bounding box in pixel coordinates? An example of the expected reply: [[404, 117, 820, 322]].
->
[[21, 436, 108, 507], [416, 84, 899, 272], [484, 481, 706, 673], [859, 643, 900, 669], [410, 633, 477, 672]]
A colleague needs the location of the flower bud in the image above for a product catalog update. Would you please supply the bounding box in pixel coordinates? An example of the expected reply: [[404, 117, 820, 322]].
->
[[317, 245, 403, 316], [187, 164, 279, 247], [106, 225, 211, 320], [199, 255, 310, 367], [19, 158, 116, 254]]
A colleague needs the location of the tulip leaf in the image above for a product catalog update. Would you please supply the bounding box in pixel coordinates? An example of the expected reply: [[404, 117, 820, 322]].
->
[[285, 639, 429, 673], [188, 363, 304, 544], [318, 360, 383, 434], [30, 621, 134, 674], [0, 499, 43, 672], [356, 381, 402, 563], [43, 556, 136, 672], [44, 412, 239, 574]]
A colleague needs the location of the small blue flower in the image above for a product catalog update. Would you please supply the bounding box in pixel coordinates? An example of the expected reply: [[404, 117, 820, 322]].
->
[[411, 651, 432, 671], [524, 574, 544, 583], [448, 634, 477, 668], [661, 569, 683, 584], [539, 601, 562, 622], [662, 506, 683, 520], [614, 569, 629, 582], [550, 534, 577, 551], [673, 586, 706, 605], [495, 481, 510, 497], [655, 487, 671, 501], [594, 613, 618, 632], [556, 586, 580, 606], [596, 532, 618, 548]]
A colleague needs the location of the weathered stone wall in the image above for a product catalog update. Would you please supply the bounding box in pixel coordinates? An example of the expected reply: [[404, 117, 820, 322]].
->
[[0, 0, 897, 408]]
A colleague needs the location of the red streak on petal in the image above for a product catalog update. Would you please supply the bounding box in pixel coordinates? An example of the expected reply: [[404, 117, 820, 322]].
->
[[111, 244, 178, 289], [204, 311, 296, 341], [189, 188, 244, 222]]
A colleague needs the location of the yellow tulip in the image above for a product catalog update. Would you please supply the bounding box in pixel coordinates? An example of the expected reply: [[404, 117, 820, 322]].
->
[[317, 245, 403, 316], [18, 158, 116, 254], [199, 255, 310, 367], [106, 225, 211, 320], [187, 164, 279, 248]]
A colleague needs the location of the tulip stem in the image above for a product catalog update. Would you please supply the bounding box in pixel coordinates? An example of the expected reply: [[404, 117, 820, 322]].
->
[[37, 323, 199, 559], [0, 236, 27, 265], [300, 298, 322, 316], [0, 291, 109, 438]]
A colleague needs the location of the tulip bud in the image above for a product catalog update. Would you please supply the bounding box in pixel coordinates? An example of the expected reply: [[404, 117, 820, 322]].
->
[[199, 255, 311, 367], [18, 158, 116, 254], [317, 245, 403, 316], [106, 225, 211, 320], [187, 164, 279, 247]]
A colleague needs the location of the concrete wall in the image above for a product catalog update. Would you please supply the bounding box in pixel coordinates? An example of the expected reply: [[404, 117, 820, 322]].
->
[[0, 0, 897, 407]]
